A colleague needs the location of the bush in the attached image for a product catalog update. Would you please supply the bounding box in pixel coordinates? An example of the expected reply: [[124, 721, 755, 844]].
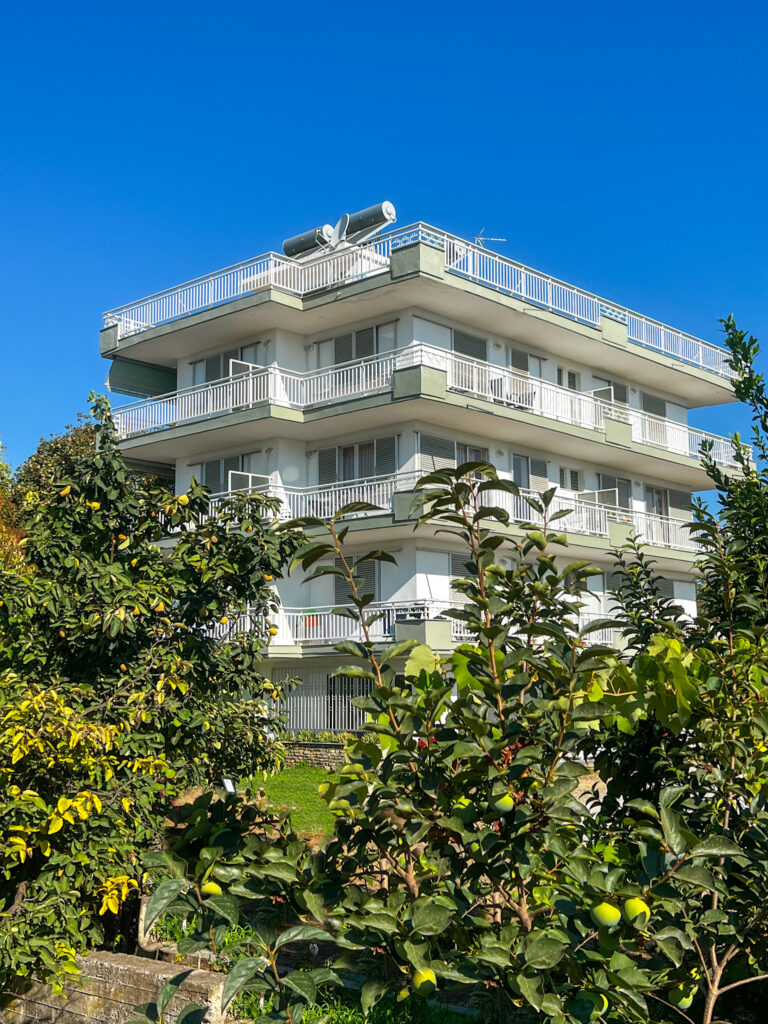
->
[[0, 396, 303, 989]]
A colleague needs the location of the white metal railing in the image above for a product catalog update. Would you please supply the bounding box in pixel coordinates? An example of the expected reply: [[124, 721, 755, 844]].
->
[[103, 222, 734, 380], [270, 601, 469, 645], [204, 471, 697, 553], [111, 343, 738, 469], [211, 471, 420, 521], [578, 612, 617, 645]]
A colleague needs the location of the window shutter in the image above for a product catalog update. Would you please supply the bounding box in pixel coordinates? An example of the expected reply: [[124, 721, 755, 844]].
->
[[375, 436, 397, 476], [222, 456, 240, 491], [530, 458, 548, 489], [355, 326, 375, 359], [657, 578, 675, 600], [205, 356, 221, 382], [568, 371, 578, 391], [668, 489, 692, 520], [569, 469, 580, 491], [606, 571, 624, 594], [334, 334, 354, 364], [599, 473, 617, 491], [335, 557, 377, 603], [508, 347, 529, 372], [203, 460, 223, 494], [613, 382, 628, 404], [453, 330, 487, 361], [642, 392, 667, 418], [420, 434, 456, 471], [318, 447, 337, 485], [222, 349, 240, 377], [450, 552, 468, 578]]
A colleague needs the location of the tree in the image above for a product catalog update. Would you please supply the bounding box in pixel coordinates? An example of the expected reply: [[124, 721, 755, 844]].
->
[[147, 474, 736, 1023], [595, 319, 768, 1024], [0, 395, 302, 990], [0, 439, 21, 570]]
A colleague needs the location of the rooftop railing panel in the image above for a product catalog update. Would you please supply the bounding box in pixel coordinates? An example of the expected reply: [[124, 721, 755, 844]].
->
[[103, 223, 735, 379]]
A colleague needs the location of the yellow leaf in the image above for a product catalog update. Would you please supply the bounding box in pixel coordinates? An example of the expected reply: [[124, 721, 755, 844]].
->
[[92, 793, 102, 813], [48, 815, 64, 835]]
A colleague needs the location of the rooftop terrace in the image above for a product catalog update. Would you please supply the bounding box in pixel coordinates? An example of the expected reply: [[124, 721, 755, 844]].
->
[[103, 223, 735, 380]]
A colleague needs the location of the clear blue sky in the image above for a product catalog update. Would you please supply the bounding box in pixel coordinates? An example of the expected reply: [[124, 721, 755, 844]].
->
[[1, 0, 766, 469]]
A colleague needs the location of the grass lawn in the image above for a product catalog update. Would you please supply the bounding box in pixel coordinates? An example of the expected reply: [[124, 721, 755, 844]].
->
[[261, 763, 338, 839]]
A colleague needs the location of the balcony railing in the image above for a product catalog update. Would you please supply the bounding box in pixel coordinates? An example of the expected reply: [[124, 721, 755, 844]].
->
[[103, 222, 734, 379], [112, 343, 738, 469], [221, 602, 615, 652], [207, 471, 697, 553]]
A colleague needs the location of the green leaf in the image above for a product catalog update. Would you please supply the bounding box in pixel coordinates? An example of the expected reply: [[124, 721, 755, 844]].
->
[[690, 836, 742, 858], [522, 934, 567, 969], [176, 1006, 207, 1024], [404, 644, 442, 678], [274, 924, 331, 949], [283, 970, 317, 1004], [361, 977, 389, 1014], [204, 893, 239, 927], [143, 879, 187, 937], [157, 971, 193, 1017], [221, 958, 263, 1011], [411, 899, 454, 935]]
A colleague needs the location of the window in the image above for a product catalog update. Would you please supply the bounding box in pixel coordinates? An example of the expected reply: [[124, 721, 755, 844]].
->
[[645, 486, 669, 517], [559, 466, 582, 492], [453, 330, 487, 361], [317, 436, 397, 484], [593, 376, 628, 404], [512, 454, 530, 489], [334, 557, 378, 604], [191, 349, 241, 384], [457, 443, 488, 464], [508, 347, 529, 373], [326, 675, 372, 732], [190, 455, 242, 494], [557, 367, 580, 391], [641, 392, 667, 418], [598, 473, 631, 508]]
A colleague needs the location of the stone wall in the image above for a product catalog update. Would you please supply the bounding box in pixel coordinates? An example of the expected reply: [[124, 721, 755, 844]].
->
[[284, 741, 345, 770], [1, 951, 226, 1024]]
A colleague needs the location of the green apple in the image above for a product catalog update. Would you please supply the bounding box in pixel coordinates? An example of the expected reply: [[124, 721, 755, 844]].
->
[[201, 881, 222, 896], [493, 792, 516, 815], [452, 796, 474, 823], [669, 985, 695, 1010], [590, 901, 621, 929], [622, 896, 651, 928], [413, 967, 437, 997], [573, 991, 608, 1019]]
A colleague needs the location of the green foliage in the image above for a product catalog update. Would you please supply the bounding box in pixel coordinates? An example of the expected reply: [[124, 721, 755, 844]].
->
[[0, 395, 303, 990], [140, 320, 768, 1024]]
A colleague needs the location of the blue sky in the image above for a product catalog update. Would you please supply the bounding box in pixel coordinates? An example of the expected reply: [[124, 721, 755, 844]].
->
[[1, 0, 766, 470]]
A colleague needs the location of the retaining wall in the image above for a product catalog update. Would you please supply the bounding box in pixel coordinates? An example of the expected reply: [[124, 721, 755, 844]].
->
[[1, 951, 226, 1024]]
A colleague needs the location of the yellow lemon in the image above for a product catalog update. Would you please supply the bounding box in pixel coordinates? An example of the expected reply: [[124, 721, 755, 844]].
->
[[269, 626, 278, 636], [413, 968, 437, 997]]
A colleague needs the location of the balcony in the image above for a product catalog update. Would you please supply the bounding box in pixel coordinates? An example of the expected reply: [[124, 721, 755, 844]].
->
[[103, 223, 734, 380], [112, 344, 738, 470], [217, 602, 614, 651], [207, 471, 698, 554]]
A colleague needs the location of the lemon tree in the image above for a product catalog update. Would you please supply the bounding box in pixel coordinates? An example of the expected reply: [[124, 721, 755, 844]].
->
[[0, 395, 302, 990]]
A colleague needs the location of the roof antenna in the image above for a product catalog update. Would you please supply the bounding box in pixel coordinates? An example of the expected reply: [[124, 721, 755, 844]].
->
[[474, 228, 507, 248]]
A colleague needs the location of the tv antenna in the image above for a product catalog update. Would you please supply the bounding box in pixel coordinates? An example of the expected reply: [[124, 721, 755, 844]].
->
[[474, 228, 507, 248]]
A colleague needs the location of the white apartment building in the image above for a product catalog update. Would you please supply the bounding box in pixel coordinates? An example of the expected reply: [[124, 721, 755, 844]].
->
[[101, 206, 738, 731]]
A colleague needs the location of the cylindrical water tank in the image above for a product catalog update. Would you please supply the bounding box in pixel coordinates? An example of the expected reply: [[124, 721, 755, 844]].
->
[[347, 201, 396, 238], [282, 224, 333, 259]]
